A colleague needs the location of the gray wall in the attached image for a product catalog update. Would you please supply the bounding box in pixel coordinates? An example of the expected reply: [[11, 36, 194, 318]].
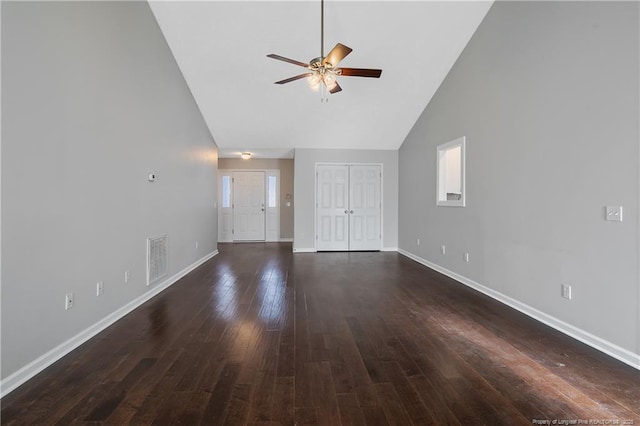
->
[[219, 158, 294, 239], [294, 148, 398, 251], [398, 2, 639, 359], [1, 1, 218, 380]]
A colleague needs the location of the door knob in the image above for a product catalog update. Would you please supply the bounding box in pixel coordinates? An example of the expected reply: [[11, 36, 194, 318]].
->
[[344, 210, 349, 214], [261, 208, 265, 212], [350, 210, 354, 214]]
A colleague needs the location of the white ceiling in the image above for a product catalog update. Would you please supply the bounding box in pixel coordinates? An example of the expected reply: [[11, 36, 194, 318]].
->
[[149, 1, 493, 158]]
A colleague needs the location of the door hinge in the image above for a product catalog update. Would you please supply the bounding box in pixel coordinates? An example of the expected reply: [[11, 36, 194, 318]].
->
[[316, 234, 318, 240], [232, 177, 234, 182], [232, 229, 234, 234]]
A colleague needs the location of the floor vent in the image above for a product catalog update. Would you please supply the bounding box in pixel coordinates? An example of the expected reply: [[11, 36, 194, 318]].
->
[[147, 235, 168, 286]]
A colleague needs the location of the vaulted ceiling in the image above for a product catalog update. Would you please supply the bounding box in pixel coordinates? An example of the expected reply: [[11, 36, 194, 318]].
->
[[149, 1, 493, 158]]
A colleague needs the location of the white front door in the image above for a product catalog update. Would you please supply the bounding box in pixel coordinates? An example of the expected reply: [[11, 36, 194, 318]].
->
[[316, 164, 382, 251], [349, 165, 381, 251], [233, 171, 266, 241], [316, 165, 350, 251]]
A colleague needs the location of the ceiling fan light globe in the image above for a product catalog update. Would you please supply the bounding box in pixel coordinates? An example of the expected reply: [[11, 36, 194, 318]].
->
[[307, 73, 322, 91], [323, 73, 338, 90], [324, 73, 335, 85]]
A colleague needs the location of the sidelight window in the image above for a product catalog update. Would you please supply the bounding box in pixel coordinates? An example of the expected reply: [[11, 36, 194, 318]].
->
[[268, 175, 277, 208], [221, 175, 231, 208]]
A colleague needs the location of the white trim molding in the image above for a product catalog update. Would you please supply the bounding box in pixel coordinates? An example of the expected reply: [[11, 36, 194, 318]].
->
[[0, 250, 219, 398], [293, 247, 316, 253], [397, 248, 640, 371]]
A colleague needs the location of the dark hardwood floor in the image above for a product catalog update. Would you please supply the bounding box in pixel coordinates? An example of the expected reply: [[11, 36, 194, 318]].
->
[[2, 243, 639, 425]]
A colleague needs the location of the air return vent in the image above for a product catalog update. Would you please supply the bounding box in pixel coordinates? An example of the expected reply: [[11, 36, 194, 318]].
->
[[147, 235, 168, 286]]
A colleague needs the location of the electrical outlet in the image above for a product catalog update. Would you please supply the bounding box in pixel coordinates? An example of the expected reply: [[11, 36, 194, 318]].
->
[[416, 238, 420, 246], [65, 293, 74, 310], [561, 284, 572, 300], [441, 245, 446, 255], [96, 281, 104, 296], [463, 253, 469, 262], [124, 270, 130, 283], [605, 206, 623, 222]]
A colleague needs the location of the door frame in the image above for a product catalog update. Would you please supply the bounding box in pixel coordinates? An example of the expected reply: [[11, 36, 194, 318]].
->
[[218, 169, 280, 242], [314, 162, 383, 252]]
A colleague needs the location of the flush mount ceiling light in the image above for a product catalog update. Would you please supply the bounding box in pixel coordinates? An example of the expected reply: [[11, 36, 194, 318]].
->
[[266, 0, 382, 96], [240, 152, 252, 160]]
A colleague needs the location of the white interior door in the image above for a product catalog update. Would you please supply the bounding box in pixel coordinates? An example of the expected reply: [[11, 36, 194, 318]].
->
[[349, 165, 381, 251], [316, 164, 381, 251], [233, 171, 265, 241], [316, 165, 349, 251]]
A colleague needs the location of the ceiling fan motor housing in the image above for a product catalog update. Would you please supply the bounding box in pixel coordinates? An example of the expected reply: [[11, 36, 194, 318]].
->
[[309, 57, 325, 69]]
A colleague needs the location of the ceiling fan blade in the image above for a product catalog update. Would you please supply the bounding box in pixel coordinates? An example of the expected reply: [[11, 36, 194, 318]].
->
[[338, 68, 382, 78], [274, 73, 313, 85], [328, 82, 342, 94], [267, 54, 309, 68], [322, 43, 352, 67]]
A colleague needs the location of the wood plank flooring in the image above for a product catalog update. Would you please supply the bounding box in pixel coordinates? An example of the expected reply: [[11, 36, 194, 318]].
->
[[2, 243, 639, 425]]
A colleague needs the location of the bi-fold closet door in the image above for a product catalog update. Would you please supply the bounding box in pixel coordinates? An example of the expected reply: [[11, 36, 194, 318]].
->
[[316, 164, 382, 251]]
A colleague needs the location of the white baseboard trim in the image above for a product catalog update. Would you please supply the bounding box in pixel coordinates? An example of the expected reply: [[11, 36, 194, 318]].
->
[[293, 247, 396, 253], [0, 250, 219, 398], [221, 239, 292, 243], [397, 248, 640, 371], [293, 248, 316, 253]]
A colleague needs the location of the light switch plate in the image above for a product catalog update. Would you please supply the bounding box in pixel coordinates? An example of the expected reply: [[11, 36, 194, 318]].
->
[[561, 284, 572, 300], [605, 206, 623, 222]]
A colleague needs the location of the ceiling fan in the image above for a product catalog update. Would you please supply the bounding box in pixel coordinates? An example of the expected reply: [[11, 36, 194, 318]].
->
[[266, 0, 382, 95]]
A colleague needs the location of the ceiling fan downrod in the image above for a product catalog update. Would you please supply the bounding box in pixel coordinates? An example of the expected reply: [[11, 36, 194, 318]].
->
[[320, 0, 324, 59]]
